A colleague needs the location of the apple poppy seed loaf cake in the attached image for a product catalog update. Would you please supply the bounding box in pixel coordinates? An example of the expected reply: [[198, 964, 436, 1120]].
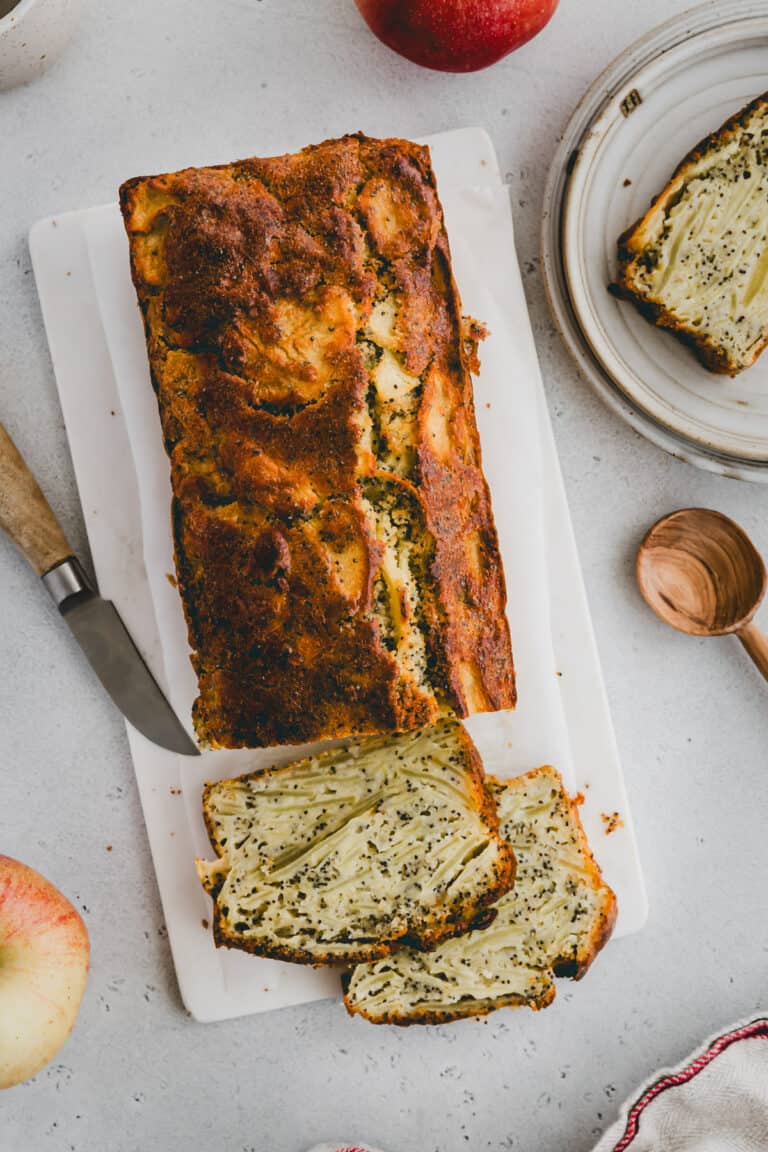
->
[[120, 134, 515, 748], [196, 719, 516, 964], [613, 94, 768, 375]]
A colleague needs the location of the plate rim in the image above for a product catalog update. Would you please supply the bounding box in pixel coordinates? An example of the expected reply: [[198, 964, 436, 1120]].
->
[[541, 0, 768, 483]]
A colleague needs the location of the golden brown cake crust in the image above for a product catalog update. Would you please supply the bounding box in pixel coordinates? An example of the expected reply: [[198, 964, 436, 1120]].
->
[[120, 134, 515, 748]]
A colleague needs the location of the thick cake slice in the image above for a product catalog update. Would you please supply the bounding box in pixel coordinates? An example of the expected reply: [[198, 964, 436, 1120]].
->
[[196, 719, 516, 965], [343, 766, 616, 1024], [120, 134, 515, 749], [613, 94, 768, 374]]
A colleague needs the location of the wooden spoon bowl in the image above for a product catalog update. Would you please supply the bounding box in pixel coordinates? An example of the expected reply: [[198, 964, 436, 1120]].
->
[[637, 508, 768, 680]]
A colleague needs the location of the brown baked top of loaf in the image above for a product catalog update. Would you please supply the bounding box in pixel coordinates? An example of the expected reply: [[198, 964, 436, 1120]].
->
[[120, 134, 515, 748]]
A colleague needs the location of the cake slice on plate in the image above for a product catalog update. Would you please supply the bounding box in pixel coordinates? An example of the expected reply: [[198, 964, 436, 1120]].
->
[[613, 93, 768, 375], [343, 765, 616, 1024]]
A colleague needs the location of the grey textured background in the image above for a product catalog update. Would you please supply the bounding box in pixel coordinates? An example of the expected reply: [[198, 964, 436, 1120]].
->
[[1, 2, 767, 1150]]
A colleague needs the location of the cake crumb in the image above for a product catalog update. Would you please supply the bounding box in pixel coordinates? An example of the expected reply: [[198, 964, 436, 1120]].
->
[[623, 178, 632, 187], [601, 811, 624, 835], [166, 572, 178, 588], [201, 918, 210, 930], [572, 792, 585, 806], [169, 787, 182, 796], [105, 845, 113, 852]]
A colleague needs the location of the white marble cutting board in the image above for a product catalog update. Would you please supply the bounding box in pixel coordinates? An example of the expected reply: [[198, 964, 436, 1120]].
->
[[29, 127, 647, 1022]]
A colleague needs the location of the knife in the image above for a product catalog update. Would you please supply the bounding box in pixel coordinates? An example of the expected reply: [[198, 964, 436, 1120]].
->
[[0, 421, 199, 756]]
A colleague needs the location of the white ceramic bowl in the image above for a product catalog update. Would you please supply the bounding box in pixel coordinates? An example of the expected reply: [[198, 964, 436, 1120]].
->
[[0, 0, 81, 91]]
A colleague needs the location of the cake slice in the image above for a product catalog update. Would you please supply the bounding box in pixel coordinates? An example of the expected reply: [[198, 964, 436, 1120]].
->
[[196, 719, 515, 965], [343, 766, 616, 1024], [612, 93, 768, 375]]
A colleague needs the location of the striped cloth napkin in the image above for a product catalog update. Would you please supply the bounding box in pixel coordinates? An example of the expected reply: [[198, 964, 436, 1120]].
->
[[593, 1015, 768, 1151]]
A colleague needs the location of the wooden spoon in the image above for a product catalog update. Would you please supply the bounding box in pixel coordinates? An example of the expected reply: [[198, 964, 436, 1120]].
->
[[637, 508, 768, 681]]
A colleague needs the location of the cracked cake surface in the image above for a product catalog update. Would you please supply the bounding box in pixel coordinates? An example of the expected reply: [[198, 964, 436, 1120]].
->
[[120, 133, 515, 748]]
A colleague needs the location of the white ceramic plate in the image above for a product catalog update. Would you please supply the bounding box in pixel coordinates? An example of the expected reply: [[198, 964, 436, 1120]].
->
[[542, 0, 768, 482]]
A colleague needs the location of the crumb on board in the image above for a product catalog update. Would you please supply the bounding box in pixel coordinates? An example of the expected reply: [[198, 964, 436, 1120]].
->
[[485, 402, 491, 409], [201, 918, 210, 931], [169, 787, 182, 796], [601, 811, 624, 835], [105, 845, 113, 852], [556, 670, 563, 678], [572, 791, 585, 807], [166, 572, 178, 588], [623, 178, 632, 187]]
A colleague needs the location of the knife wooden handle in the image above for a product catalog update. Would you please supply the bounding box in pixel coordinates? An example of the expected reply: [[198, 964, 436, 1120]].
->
[[0, 422, 72, 576]]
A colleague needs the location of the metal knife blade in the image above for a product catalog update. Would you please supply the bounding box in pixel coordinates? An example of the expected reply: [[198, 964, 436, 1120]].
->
[[61, 591, 200, 757], [0, 421, 198, 756]]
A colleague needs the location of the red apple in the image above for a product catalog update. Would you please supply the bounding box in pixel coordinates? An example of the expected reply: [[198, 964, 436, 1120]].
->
[[354, 0, 559, 72], [0, 856, 89, 1089]]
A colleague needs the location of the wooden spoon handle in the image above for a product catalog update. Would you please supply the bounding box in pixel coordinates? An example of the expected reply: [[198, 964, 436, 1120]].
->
[[737, 620, 768, 682], [0, 422, 72, 576]]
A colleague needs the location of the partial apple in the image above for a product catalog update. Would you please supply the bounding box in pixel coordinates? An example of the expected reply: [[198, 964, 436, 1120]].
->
[[0, 856, 89, 1089], [353, 0, 559, 72]]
